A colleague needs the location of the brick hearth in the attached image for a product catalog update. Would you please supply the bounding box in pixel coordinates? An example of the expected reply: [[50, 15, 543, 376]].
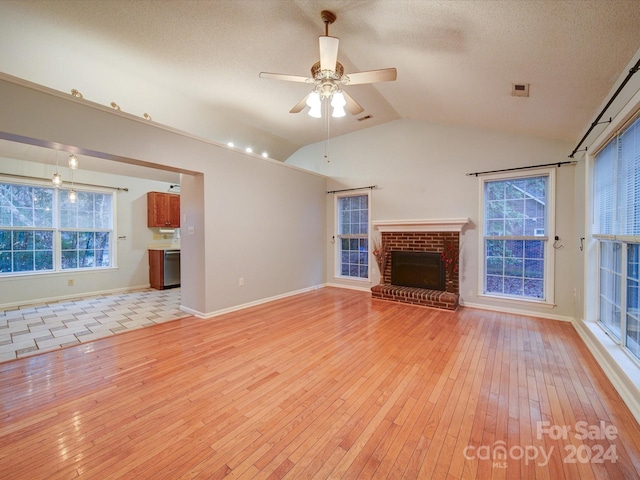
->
[[370, 221, 466, 311]]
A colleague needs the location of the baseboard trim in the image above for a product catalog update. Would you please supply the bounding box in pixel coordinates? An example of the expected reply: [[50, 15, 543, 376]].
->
[[571, 318, 640, 425], [0, 284, 151, 310], [182, 284, 326, 319], [461, 300, 573, 322]]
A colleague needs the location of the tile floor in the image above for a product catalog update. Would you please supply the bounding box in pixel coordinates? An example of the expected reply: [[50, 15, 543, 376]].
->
[[0, 288, 184, 363]]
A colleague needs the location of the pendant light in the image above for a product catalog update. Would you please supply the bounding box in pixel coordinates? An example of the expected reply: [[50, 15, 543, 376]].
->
[[68, 154, 78, 170], [68, 164, 77, 203], [52, 151, 62, 188]]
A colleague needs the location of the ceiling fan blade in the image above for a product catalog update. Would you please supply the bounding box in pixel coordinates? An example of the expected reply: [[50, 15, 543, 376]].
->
[[319, 36, 339, 72], [344, 68, 397, 85], [259, 72, 313, 83], [342, 90, 364, 115], [289, 94, 310, 114]]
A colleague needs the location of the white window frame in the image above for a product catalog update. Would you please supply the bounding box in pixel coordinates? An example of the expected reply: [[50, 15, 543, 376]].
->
[[334, 190, 371, 282], [587, 102, 640, 365], [478, 168, 556, 307], [0, 176, 117, 277]]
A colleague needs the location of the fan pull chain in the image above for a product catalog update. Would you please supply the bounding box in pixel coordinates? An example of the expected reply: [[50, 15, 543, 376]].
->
[[324, 99, 330, 162]]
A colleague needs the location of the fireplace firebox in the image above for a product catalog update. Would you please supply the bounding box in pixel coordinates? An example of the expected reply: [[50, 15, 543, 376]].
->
[[390, 251, 445, 291]]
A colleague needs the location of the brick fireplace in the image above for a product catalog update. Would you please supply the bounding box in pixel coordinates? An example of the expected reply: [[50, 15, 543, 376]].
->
[[370, 219, 469, 311]]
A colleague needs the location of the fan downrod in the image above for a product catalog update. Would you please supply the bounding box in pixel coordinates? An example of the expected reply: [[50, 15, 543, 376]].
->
[[321, 10, 336, 35]]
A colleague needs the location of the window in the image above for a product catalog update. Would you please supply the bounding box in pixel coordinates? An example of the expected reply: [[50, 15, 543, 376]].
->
[[480, 170, 554, 303], [336, 193, 369, 279], [0, 180, 114, 275], [593, 113, 640, 361]]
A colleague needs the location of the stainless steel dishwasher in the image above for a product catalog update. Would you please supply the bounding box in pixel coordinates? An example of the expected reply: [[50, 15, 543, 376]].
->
[[163, 250, 181, 287]]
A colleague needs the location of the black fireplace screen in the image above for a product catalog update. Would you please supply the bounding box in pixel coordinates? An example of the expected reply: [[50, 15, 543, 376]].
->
[[390, 251, 445, 291]]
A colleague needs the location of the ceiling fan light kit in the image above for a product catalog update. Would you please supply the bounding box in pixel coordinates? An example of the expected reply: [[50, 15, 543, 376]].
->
[[259, 10, 397, 119]]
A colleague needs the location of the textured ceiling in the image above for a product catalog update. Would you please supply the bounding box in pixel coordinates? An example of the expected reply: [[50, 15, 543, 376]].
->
[[1, 0, 640, 164]]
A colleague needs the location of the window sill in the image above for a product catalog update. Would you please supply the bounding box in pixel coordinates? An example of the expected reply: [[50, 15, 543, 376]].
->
[[477, 293, 556, 309], [0, 266, 117, 281], [334, 275, 371, 284], [575, 319, 640, 423]]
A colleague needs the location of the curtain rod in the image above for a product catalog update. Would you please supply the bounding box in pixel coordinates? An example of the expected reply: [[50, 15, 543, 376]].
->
[[327, 185, 378, 194], [466, 161, 576, 177], [569, 56, 640, 158], [1, 172, 129, 191]]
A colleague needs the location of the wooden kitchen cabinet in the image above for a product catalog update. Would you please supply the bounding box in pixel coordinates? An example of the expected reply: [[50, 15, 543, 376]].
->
[[147, 192, 180, 227], [148, 250, 165, 290]]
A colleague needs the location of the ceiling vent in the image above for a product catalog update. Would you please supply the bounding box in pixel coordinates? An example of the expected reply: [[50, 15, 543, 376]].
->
[[512, 83, 530, 97], [357, 114, 374, 122]]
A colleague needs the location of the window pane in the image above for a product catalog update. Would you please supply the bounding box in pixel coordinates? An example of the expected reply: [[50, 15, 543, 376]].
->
[[599, 241, 622, 339], [61, 250, 78, 269], [0, 184, 54, 228], [337, 194, 368, 279], [627, 244, 640, 360], [0, 183, 113, 275], [0, 252, 10, 272], [61, 231, 110, 270], [484, 238, 544, 299], [483, 176, 547, 300], [13, 251, 34, 272], [0, 230, 10, 250]]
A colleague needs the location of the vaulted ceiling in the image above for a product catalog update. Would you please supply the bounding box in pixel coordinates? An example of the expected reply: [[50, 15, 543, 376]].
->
[[1, 0, 640, 163]]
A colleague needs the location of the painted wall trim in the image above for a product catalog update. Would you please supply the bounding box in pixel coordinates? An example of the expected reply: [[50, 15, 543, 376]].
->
[[372, 218, 471, 233], [0, 71, 327, 179], [180, 284, 326, 319]]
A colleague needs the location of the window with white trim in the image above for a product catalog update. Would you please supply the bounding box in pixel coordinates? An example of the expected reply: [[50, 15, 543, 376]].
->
[[0, 180, 114, 275], [480, 169, 554, 303], [593, 113, 640, 361], [336, 193, 369, 280]]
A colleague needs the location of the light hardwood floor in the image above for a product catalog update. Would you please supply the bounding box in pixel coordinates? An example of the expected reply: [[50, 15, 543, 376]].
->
[[1, 287, 639, 479]]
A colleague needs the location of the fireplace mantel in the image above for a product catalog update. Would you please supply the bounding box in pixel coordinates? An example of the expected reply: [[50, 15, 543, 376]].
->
[[372, 218, 470, 233]]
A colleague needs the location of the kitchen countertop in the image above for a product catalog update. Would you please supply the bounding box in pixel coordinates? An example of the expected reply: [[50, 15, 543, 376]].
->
[[147, 243, 181, 251]]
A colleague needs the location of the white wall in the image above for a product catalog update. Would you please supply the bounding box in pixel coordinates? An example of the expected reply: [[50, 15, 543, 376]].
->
[[0, 157, 176, 307], [0, 75, 327, 316], [287, 119, 576, 320]]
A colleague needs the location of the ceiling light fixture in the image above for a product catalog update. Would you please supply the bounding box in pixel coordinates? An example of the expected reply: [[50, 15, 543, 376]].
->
[[330, 91, 346, 118], [68, 165, 77, 203], [262, 152, 268, 158], [68, 154, 78, 170], [52, 151, 62, 188], [70, 89, 83, 99], [143, 113, 152, 121], [52, 172, 62, 188], [227, 142, 234, 148], [110, 102, 120, 111], [245, 147, 253, 153]]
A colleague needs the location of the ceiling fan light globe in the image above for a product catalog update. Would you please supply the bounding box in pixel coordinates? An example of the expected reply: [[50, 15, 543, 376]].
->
[[308, 106, 322, 118], [331, 91, 346, 108], [306, 91, 321, 108], [331, 106, 346, 118]]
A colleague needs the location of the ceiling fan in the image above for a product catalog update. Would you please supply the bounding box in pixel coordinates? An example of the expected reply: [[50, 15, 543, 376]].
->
[[259, 10, 397, 118]]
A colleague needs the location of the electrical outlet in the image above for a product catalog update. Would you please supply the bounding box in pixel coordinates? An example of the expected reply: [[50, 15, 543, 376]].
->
[[68, 279, 74, 286], [239, 277, 244, 286]]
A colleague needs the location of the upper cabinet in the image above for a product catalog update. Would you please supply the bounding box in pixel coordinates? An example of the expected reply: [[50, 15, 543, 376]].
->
[[147, 192, 180, 228]]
